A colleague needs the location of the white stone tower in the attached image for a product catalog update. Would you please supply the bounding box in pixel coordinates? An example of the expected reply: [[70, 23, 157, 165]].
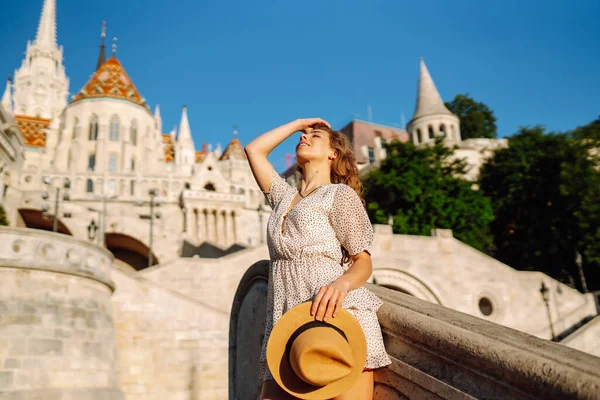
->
[[1, 77, 12, 113], [12, 0, 69, 119], [407, 59, 460, 145], [175, 105, 196, 172]]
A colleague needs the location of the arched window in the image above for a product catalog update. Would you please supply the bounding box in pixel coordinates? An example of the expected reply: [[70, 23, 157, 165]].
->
[[439, 124, 447, 138], [204, 182, 216, 191], [88, 115, 99, 141], [86, 179, 94, 193], [109, 115, 120, 142], [428, 126, 435, 140], [130, 120, 138, 146], [416, 129, 422, 144], [72, 117, 79, 140]]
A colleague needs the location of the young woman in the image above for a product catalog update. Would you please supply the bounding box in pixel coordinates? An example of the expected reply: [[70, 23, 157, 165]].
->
[[245, 118, 391, 399]]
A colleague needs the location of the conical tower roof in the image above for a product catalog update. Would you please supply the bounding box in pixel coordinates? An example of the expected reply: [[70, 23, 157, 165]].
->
[[411, 59, 453, 120], [220, 137, 246, 160], [71, 57, 148, 109]]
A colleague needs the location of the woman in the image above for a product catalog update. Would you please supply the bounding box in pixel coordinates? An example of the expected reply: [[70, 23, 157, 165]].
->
[[245, 118, 391, 399]]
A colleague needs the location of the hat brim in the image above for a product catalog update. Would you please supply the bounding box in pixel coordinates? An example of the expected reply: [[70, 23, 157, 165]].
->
[[266, 301, 367, 399]]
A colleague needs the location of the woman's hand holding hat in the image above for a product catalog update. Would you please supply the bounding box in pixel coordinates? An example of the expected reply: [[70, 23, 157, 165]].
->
[[311, 278, 351, 322]]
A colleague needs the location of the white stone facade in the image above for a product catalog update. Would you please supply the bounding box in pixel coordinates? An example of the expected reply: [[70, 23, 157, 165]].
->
[[2, 0, 266, 270]]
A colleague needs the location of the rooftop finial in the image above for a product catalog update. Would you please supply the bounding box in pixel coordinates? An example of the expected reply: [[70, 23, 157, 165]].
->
[[233, 124, 238, 136], [96, 20, 107, 70], [112, 37, 118, 56]]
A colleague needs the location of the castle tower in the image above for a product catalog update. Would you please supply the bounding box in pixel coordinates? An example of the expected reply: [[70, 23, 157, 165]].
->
[[175, 105, 196, 170], [12, 0, 69, 119], [407, 59, 460, 145]]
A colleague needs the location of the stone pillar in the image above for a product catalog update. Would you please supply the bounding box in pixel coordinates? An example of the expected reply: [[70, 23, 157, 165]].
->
[[0, 227, 123, 399], [207, 210, 215, 243], [227, 211, 235, 246]]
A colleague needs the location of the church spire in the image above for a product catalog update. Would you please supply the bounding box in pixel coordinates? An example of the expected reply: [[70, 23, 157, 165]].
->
[[1, 77, 13, 113], [177, 105, 194, 145], [34, 0, 57, 49], [411, 58, 453, 120], [96, 20, 106, 71]]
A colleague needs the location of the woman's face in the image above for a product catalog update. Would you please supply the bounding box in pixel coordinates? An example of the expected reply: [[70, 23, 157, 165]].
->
[[295, 128, 335, 165]]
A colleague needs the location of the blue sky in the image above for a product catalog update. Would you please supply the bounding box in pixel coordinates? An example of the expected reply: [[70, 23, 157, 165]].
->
[[2, 0, 599, 171]]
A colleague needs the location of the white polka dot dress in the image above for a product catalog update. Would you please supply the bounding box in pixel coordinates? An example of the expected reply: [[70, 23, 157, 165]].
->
[[259, 170, 392, 382]]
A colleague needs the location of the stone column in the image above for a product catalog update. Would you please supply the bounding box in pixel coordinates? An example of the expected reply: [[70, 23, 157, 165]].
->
[[0, 227, 123, 399], [207, 210, 215, 243]]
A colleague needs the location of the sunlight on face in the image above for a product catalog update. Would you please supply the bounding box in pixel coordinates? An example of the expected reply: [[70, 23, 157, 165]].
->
[[295, 128, 333, 165]]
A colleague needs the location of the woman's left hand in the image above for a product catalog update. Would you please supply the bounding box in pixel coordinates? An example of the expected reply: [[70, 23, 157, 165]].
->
[[311, 279, 351, 322]]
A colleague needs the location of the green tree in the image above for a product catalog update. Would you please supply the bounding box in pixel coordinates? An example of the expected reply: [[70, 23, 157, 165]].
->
[[0, 204, 9, 226], [445, 94, 497, 139], [479, 124, 600, 291], [363, 137, 494, 251]]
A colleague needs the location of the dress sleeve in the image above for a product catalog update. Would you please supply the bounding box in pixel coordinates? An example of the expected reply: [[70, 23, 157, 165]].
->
[[329, 184, 374, 256], [262, 169, 296, 209]]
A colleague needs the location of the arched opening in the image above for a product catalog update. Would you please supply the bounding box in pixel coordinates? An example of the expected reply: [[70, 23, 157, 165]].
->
[[439, 124, 447, 138], [204, 182, 216, 191], [17, 208, 72, 236], [428, 125, 435, 140], [104, 233, 159, 271], [416, 128, 422, 144]]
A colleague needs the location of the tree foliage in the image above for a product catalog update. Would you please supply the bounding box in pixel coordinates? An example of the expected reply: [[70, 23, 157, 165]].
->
[[363, 138, 494, 251], [0, 205, 8, 226], [479, 123, 600, 290], [445, 94, 497, 139]]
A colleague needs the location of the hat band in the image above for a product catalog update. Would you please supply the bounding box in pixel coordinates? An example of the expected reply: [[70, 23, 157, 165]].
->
[[284, 320, 349, 367]]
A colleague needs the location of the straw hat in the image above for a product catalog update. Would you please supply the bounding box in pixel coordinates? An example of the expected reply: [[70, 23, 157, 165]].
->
[[266, 301, 367, 399]]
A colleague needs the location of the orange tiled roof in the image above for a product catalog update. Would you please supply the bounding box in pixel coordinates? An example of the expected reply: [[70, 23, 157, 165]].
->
[[15, 115, 50, 148], [162, 134, 174, 162], [219, 137, 246, 161], [71, 57, 149, 109]]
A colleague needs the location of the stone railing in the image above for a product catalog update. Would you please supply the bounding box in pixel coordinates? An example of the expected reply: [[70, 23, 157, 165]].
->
[[0, 227, 123, 399], [229, 261, 600, 400]]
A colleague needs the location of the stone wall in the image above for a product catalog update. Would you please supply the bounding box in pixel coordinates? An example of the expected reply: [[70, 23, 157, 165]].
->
[[0, 227, 122, 399], [110, 268, 230, 400], [229, 261, 600, 400], [370, 226, 598, 340]]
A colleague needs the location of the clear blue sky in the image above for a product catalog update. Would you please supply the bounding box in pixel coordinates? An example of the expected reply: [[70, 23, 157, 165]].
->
[[2, 0, 599, 171]]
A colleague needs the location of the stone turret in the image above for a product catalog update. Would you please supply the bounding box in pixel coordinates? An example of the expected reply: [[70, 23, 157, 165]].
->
[[1, 77, 12, 113], [12, 0, 69, 119], [175, 105, 196, 171], [407, 59, 460, 145], [0, 227, 123, 398]]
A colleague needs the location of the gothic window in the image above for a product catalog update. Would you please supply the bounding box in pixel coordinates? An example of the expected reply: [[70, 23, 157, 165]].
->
[[88, 115, 99, 141], [108, 154, 117, 172], [130, 181, 136, 196], [109, 115, 120, 142], [86, 179, 94, 193], [88, 154, 96, 171], [130, 120, 138, 146], [428, 126, 435, 140], [72, 117, 79, 140], [131, 159, 135, 171]]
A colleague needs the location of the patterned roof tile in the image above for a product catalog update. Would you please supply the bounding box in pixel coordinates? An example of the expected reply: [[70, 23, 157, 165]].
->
[[15, 115, 50, 148]]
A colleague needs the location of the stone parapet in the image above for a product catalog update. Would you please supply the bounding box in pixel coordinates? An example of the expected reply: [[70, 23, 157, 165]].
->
[[229, 261, 600, 400], [0, 227, 122, 399], [0, 227, 115, 291]]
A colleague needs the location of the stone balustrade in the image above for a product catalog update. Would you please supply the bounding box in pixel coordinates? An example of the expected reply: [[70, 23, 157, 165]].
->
[[0, 227, 123, 399], [229, 261, 600, 400]]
